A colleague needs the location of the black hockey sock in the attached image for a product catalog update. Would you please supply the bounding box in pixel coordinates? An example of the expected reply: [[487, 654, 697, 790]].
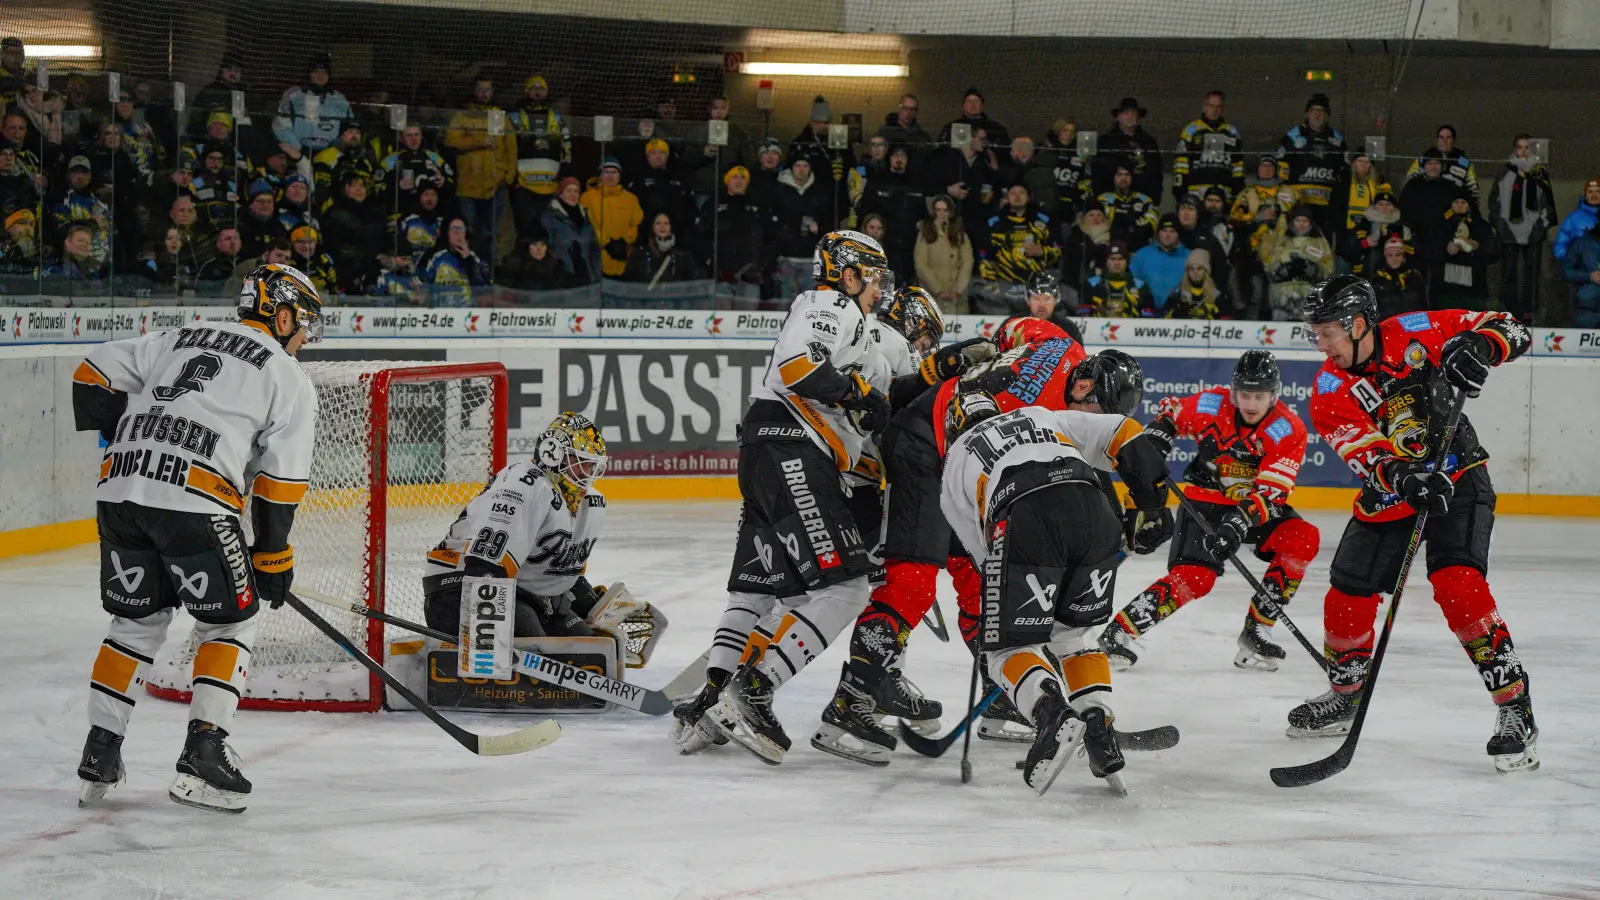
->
[[845, 602, 909, 695]]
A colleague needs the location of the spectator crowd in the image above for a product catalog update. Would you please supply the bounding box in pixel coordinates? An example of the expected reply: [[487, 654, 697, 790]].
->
[[0, 34, 1592, 324]]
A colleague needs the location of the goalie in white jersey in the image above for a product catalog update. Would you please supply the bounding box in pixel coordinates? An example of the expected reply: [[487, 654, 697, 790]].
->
[[421, 412, 662, 660], [71, 264, 322, 814], [672, 231, 899, 765], [939, 352, 1173, 795]]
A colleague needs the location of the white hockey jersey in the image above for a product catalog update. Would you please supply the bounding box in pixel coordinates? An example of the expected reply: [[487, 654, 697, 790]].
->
[[752, 288, 877, 472], [844, 320, 916, 487], [426, 461, 606, 598], [78, 321, 317, 517], [940, 407, 1144, 560]]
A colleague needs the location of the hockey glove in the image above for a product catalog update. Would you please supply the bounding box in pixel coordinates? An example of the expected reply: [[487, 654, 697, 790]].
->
[[1202, 507, 1251, 561], [918, 337, 997, 384], [1143, 413, 1178, 458], [1123, 506, 1174, 555], [251, 546, 294, 609], [840, 374, 892, 437], [605, 238, 630, 261], [1440, 331, 1494, 398], [1379, 458, 1454, 516]]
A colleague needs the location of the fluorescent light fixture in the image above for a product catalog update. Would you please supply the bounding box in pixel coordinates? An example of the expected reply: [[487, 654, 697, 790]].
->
[[740, 62, 907, 78], [23, 45, 101, 59]]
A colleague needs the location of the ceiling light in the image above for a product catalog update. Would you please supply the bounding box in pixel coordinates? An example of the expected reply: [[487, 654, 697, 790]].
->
[[24, 45, 101, 59], [739, 62, 907, 78]]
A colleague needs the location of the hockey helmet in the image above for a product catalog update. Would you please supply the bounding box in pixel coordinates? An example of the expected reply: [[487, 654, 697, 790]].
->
[[994, 315, 1067, 352], [813, 230, 893, 296], [1232, 349, 1282, 396], [877, 285, 945, 353], [1069, 349, 1144, 415], [238, 263, 323, 345], [945, 390, 1002, 441], [1302, 274, 1379, 339], [1026, 269, 1061, 299], [534, 412, 608, 512]]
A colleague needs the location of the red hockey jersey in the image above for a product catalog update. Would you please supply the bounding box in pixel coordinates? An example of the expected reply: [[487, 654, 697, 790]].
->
[[1154, 387, 1307, 525]]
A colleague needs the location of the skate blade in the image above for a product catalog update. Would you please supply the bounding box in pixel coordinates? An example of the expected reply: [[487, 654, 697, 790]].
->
[[78, 780, 116, 807], [1028, 720, 1084, 797], [1285, 722, 1352, 740], [707, 701, 785, 766], [899, 717, 942, 739], [168, 773, 248, 814], [1102, 772, 1129, 797], [1233, 652, 1281, 672], [670, 716, 726, 755], [810, 724, 893, 768], [1494, 731, 1540, 774], [977, 720, 1035, 743]]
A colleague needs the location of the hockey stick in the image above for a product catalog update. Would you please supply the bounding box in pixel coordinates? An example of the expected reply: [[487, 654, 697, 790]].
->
[[899, 685, 1002, 761], [1270, 387, 1469, 788], [662, 649, 710, 701], [282, 593, 560, 756], [922, 600, 951, 643], [1166, 486, 1328, 673], [295, 589, 675, 716], [959, 653, 981, 783]]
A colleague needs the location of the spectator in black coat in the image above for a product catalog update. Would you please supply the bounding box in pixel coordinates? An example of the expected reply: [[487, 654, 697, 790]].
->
[[1094, 97, 1162, 199], [1424, 189, 1498, 310], [703, 165, 767, 286], [624, 212, 700, 283], [927, 126, 998, 247], [321, 171, 386, 293], [855, 145, 927, 281], [1489, 134, 1556, 322], [1400, 148, 1458, 248], [1371, 236, 1425, 319], [876, 94, 933, 166], [238, 180, 287, 259], [1175, 195, 1230, 300], [498, 236, 572, 293], [195, 226, 244, 292], [773, 159, 836, 259], [938, 87, 1010, 153], [788, 96, 853, 226], [627, 138, 687, 228]]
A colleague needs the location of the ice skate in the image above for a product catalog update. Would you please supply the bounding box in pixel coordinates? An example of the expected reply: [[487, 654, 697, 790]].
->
[[1286, 689, 1359, 739], [875, 667, 942, 738], [1078, 705, 1128, 796], [671, 677, 729, 754], [168, 721, 251, 814], [1021, 681, 1081, 797], [77, 725, 125, 807], [707, 666, 790, 766], [1098, 625, 1139, 671], [978, 674, 1036, 742], [812, 671, 896, 767], [1233, 620, 1285, 672], [1488, 695, 1539, 774]]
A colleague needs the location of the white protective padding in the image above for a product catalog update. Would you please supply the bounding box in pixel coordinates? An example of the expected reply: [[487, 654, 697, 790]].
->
[[144, 361, 504, 710], [459, 575, 515, 680]]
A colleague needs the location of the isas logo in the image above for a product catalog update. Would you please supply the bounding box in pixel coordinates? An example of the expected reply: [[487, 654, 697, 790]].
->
[[704, 313, 723, 335], [1544, 332, 1563, 353], [1257, 325, 1276, 345], [1100, 322, 1121, 341], [567, 313, 585, 334]]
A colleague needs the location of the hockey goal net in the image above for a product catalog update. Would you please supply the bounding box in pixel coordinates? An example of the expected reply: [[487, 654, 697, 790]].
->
[[146, 361, 508, 712]]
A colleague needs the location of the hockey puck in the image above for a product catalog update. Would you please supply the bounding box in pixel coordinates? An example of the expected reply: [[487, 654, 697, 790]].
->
[[1014, 759, 1025, 770]]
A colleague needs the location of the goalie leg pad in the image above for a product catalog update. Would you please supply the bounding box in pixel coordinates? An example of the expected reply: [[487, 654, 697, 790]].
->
[[90, 609, 173, 735], [188, 616, 259, 731], [459, 576, 516, 679]]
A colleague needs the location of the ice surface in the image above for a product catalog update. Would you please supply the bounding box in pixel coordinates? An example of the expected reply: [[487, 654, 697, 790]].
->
[[2, 504, 1598, 900]]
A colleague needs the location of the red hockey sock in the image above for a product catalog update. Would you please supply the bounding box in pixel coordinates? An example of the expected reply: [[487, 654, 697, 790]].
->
[[1429, 566, 1528, 704], [1324, 587, 1382, 692], [1428, 565, 1496, 634], [950, 555, 982, 644], [1253, 517, 1320, 624], [868, 560, 940, 627]]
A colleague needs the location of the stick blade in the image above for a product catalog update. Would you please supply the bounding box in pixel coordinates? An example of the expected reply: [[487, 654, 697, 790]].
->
[[898, 720, 958, 758], [1270, 745, 1352, 788], [473, 719, 562, 756]]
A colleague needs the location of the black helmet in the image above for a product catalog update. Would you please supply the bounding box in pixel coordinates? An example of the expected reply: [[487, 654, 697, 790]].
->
[[1303, 274, 1378, 336], [238, 263, 324, 346], [1026, 269, 1060, 298], [945, 390, 1001, 440], [1070, 349, 1144, 416], [812, 229, 892, 294], [878, 285, 945, 350], [1232, 349, 1281, 395]]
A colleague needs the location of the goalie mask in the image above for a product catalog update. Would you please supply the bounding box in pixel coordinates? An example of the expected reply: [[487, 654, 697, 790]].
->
[[238, 263, 324, 346], [812, 230, 893, 298], [535, 412, 608, 512], [877, 285, 945, 355]]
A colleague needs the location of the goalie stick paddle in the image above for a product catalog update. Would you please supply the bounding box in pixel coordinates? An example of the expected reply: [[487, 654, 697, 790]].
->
[[1269, 388, 1469, 789], [1165, 485, 1328, 673], [282, 593, 560, 756], [293, 589, 675, 716]]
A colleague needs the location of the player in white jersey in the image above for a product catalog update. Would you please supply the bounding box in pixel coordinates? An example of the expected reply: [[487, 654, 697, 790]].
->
[[71, 264, 322, 813], [671, 231, 897, 765], [938, 356, 1173, 794], [420, 412, 660, 657]]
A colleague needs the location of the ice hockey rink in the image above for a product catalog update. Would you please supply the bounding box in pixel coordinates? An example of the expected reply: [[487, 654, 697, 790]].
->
[[2, 503, 1598, 900]]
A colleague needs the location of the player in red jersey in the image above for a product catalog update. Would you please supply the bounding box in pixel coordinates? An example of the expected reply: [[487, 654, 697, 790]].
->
[[1292, 273, 1538, 774], [1099, 350, 1321, 671]]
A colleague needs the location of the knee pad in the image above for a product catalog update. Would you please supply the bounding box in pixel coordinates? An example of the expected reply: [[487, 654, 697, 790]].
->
[[1324, 587, 1382, 650], [1428, 566, 1496, 635], [1168, 564, 1218, 606], [870, 560, 939, 624], [1259, 517, 1320, 578]]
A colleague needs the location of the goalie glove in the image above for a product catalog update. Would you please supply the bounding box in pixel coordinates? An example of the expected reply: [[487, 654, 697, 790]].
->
[[583, 582, 670, 668]]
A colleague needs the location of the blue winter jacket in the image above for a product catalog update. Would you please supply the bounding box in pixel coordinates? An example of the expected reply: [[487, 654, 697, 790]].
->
[[1552, 199, 1599, 262], [1130, 242, 1188, 312], [1559, 226, 1600, 327]]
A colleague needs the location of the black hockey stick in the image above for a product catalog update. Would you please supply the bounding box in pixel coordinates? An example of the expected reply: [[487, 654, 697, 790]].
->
[[282, 592, 560, 756], [959, 653, 981, 782], [1270, 387, 1469, 788], [295, 589, 674, 716], [922, 600, 951, 643], [900, 684, 1002, 761], [1166, 486, 1328, 673]]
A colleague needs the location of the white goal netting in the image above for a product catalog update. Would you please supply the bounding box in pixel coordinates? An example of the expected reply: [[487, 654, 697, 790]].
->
[[145, 361, 506, 711]]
